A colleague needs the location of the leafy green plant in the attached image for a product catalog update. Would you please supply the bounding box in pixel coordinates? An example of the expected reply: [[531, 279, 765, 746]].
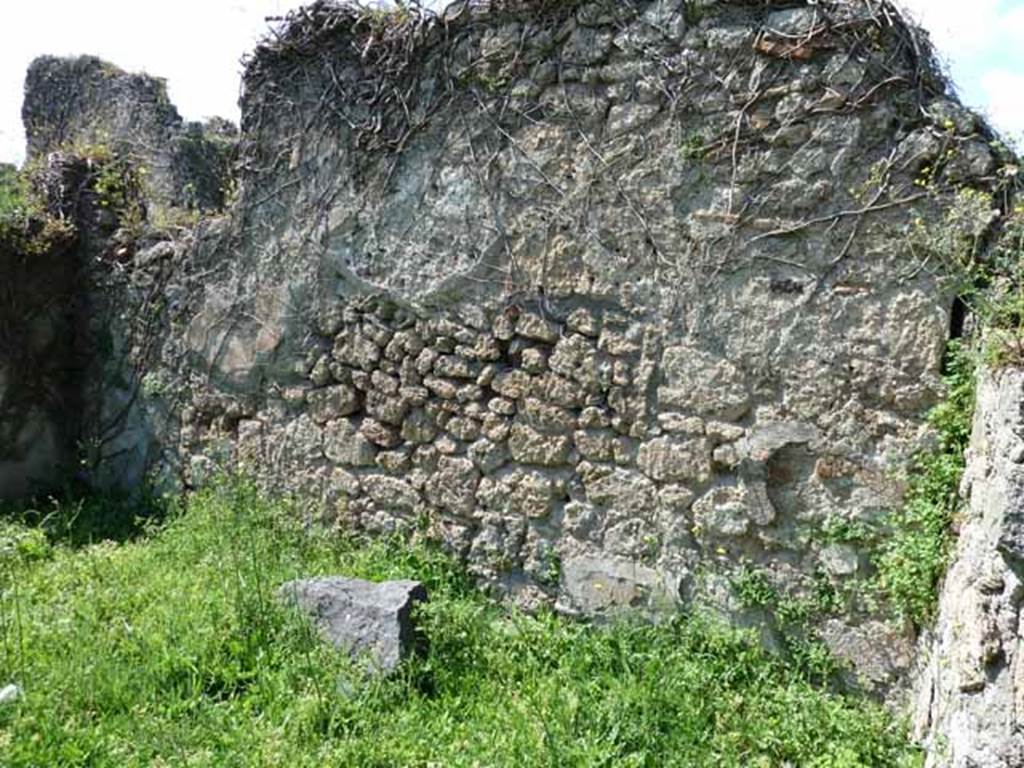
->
[[0, 164, 74, 255], [679, 132, 707, 163], [729, 564, 844, 682], [976, 202, 1024, 366], [87, 148, 146, 234], [821, 516, 879, 546], [874, 341, 975, 625], [731, 564, 776, 609], [0, 164, 27, 222]]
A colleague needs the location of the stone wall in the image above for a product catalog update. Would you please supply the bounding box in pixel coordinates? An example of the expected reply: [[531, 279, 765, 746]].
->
[[23, 55, 236, 212], [914, 368, 1024, 767], [152, 0, 1006, 694], [6, 0, 1012, 703], [0, 56, 238, 500]]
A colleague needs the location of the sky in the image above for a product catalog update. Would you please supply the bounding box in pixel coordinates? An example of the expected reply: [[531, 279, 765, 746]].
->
[[899, 0, 1024, 148], [1, 0, 1022, 165]]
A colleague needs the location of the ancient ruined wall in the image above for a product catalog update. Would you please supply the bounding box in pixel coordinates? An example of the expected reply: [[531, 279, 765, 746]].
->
[[914, 367, 1024, 767], [14, 0, 1010, 698], [0, 56, 239, 501], [158, 0, 1005, 691], [0, 151, 190, 500], [23, 56, 236, 212]]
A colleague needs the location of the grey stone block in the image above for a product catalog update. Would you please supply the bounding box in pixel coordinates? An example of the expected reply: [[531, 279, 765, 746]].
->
[[279, 577, 428, 672]]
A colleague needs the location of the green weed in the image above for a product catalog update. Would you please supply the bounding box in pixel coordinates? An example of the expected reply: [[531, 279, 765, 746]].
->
[[873, 341, 975, 625], [0, 478, 920, 766]]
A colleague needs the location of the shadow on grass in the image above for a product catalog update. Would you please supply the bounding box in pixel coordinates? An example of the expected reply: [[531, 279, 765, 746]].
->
[[1, 483, 172, 548]]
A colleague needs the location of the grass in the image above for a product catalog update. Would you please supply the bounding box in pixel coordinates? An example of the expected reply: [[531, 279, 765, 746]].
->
[[0, 478, 921, 767]]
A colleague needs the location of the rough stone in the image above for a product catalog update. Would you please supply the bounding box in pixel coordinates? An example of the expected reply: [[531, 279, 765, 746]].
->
[[491, 369, 532, 400], [583, 466, 658, 519], [692, 481, 775, 539], [468, 438, 510, 474], [574, 429, 616, 461], [515, 312, 559, 343], [363, 474, 420, 514], [446, 416, 482, 442], [519, 397, 576, 433], [559, 554, 666, 614], [566, 307, 599, 337], [425, 456, 479, 516], [659, 345, 752, 421], [324, 420, 377, 467], [637, 437, 712, 484], [765, 8, 822, 36], [520, 347, 547, 374], [307, 385, 361, 424], [360, 418, 402, 449], [822, 618, 914, 695], [915, 369, 1024, 766], [278, 577, 427, 672], [434, 355, 478, 379], [401, 408, 437, 444], [819, 544, 859, 577], [334, 333, 381, 371], [508, 423, 572, 467], [549, 334, 602, 391], [478, 469, 562, 520]]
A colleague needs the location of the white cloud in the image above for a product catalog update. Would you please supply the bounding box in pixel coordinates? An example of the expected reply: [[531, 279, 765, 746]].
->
[[0, 0, 303, 165], [896, 0, 1002, 57], [1003, 5, 1024, 39], [895, 0, 1024, 142], [981, 68, 1024, 141]]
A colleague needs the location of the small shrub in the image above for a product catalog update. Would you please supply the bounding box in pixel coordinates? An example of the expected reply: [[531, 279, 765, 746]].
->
[[978, 203, 1024, 366], [730, 564, 845, 682], [679, 132, 707, 163], [0, 164, 26, 221]]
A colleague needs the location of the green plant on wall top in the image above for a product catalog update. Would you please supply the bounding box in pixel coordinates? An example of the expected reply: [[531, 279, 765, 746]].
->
[[0, 163, 73, 255], [84, 144, 147, 234], [0, 164, 24, 220], [977, 197, 1024, 366]]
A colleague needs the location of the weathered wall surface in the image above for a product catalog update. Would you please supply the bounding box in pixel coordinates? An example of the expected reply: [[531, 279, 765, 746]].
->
[[0, 151, 187, 500], [23, 55, 236, 212], [0, 56, 238, 501], [6, 0, 1010, 701], [143, 0, 1003, 691], [914, 368, 1024, 767]]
